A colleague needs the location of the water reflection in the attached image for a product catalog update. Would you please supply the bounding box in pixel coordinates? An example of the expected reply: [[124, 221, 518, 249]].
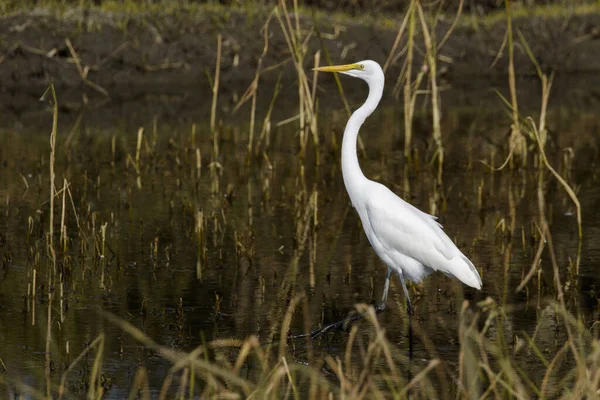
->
[[0, 81, 598, 396]]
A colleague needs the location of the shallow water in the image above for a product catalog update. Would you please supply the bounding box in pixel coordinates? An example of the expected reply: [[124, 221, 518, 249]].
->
[[0, 78, 599, 397]]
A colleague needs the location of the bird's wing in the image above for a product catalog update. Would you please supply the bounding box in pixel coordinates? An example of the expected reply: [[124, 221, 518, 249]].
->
[[363, 182, 481, 287]]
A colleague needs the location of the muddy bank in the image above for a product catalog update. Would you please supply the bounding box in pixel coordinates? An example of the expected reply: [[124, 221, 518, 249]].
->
[[1, 6, 600, 118]]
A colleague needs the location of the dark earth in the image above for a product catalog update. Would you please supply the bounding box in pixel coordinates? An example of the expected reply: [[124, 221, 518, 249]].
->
[[1, 5, 600, 126]]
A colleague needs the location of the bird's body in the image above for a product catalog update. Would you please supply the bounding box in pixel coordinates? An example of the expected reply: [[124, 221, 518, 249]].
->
[[355, 181, 481, 288], [314, 60, 481, 313]]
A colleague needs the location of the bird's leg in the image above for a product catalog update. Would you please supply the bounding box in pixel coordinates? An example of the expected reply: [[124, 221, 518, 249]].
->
[[398, 273, 413, 316], [297, 311, 365, 339], [293, 267, 394, 340], [375, 266, 392, 314]]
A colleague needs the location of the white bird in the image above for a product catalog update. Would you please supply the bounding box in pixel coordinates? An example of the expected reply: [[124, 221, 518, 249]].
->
[[314, 60, 482, 315]]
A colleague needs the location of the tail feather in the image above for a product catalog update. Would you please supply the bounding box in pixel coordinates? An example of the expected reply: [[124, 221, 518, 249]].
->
[[450, 255, 482, 289]]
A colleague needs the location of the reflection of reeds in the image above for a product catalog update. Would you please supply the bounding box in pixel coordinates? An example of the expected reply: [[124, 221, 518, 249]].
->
[[3, 82, 595, 398]]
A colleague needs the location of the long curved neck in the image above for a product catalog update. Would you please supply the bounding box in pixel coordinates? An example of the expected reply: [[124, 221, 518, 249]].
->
[[342, 78, 384, 203]]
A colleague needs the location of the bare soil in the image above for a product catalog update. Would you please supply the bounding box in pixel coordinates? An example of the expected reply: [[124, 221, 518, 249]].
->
[[1, 6, 600, 124]]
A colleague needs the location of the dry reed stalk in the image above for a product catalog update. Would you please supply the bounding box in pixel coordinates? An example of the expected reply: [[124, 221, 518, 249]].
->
[[344, 325, 359, 379], [45, 291, 52, 399], [383, 6, 411, 73], [135, 127, 143, 167], [88, 332, 105, 399], [129, 367, 151, 399], [311, 50, 320, 105], [100, 222, 107, 289], [505, 0, 527, 167], [417, 2, 444, 181], [257, 73, 282, 151], [31, 268, 36, 326], [110, 134, 116, 168], [210, 34, 222, 139], [190, 122, 196, 149], [195, 148, 201, 179], [232, 11, 274, 155], [540, 342, 569, 396], [59, 273, 64, 323], [402, 0, 416, 160], [66, 183, 85, 241], [437, 0, 464, 50], [196, 210, 205, 280], [528, 118, 582, 240], [228, 336, 268, 374], [314, 28, 351, 117], [457, 301, 481, 399], [515, 232, 545, 292], [278, 292, 305, 358], [514, 42, 560, 291], [275, 0, 319, 158], [309, 190, 318, 288], [45, 84, 58, 257], [60, 178, 67, 252], [516, 28, 552, 146], [281, 357, 300, 399], [542, 222, 585, 374]]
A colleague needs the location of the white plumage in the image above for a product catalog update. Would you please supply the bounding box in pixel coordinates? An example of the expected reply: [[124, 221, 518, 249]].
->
[[314, 60, 482, 313]]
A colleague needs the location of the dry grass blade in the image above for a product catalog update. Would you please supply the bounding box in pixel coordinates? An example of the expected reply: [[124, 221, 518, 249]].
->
[[281, 357, 299, 399], [58, 335, 105, 399], [540, 341, 569, 397], [101, 310, 254, 395], [279, 293, 305, 358], [400, 359, 440, 396], [65, 38, 108, 96]]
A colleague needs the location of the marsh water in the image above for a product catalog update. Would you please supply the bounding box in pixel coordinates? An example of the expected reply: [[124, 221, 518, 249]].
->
[[1, 77, 599, 397]]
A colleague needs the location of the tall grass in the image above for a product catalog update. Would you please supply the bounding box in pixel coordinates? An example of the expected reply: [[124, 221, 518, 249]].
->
[[6, 296, 594, 398]]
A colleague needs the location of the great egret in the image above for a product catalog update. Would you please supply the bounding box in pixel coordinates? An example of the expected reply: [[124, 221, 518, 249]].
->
[[314, 60, 482, 315]]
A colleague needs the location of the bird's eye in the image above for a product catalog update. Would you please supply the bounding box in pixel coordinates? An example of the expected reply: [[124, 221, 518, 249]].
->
[[358, 64, 365, 70]]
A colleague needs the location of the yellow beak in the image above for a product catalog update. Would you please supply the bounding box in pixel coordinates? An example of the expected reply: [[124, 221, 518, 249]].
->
[[312, 63, 362, 73]]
